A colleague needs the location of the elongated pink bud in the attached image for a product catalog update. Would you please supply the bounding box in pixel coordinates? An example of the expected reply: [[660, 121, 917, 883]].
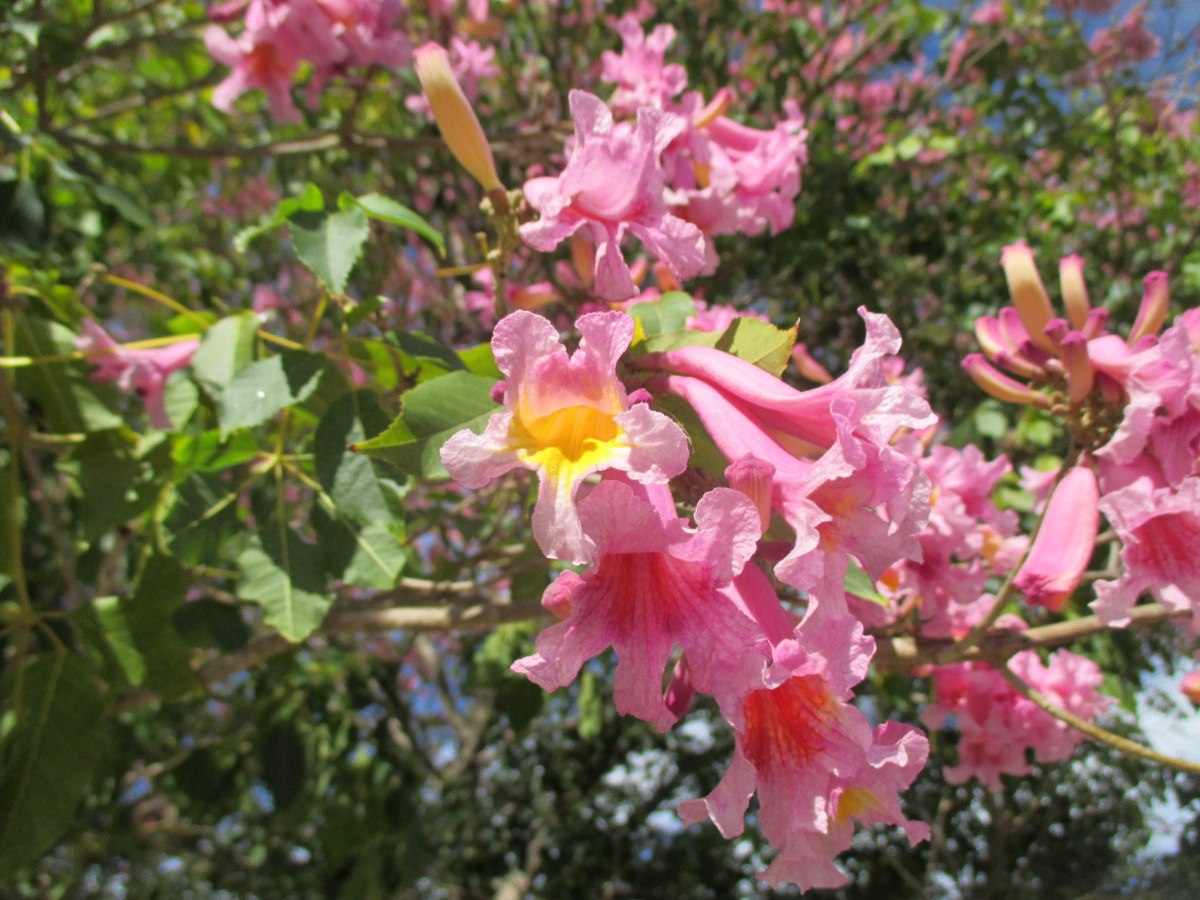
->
[[1001, 243, 1058, 355], [1059, 332, 1094, 404], [1128, 271, 1169, 345], [1059, 255, 1090, 330], [726, 454, 776, 535], [974, 315, 1010, 358], [1013, 465, 1099, 612], [963, 353, 1051, 408], [1081, 307, 1110, 339], [664, 655, 696, 719], [413, 42, 502, 192]]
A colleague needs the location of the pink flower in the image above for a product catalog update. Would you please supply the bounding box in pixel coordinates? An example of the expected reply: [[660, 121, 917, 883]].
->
[[638, 309, 935, 609], [440, 311, 689, 563], [520, 91, 706, 302], [75, 320, 199, 430], [924, 643, 1113, 790], [599, 13, 688, 115], [1092, 475, 1200, 632], [512, 479, 768, 731], [1013, 465, 1099, 612], [205, 0, 346, 123], [1181, 672, 1200, 705], [680, 613, 929, 890]]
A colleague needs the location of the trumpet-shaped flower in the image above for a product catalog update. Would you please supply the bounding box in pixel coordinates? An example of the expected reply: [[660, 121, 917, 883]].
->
[[512, 479, 769, 731], [1013, 465, 1099, 612], [1092, 475, 1200, 632], [679, 613, 929, 890], [75, 320, 199, 430], [520, 91, 706, 302], [637, 309, 935, 608], [440, 311, 688, 563]]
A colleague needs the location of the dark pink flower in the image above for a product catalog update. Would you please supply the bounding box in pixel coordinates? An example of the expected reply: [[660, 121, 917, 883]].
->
[[512, 479, 768, 731]]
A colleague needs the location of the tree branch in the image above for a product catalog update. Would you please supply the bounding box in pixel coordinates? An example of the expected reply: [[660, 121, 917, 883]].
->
[[995, 663, 1200, 776], [875, 602, 1190, 672]]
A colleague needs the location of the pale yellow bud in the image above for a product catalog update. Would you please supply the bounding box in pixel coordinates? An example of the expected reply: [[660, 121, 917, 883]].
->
[[414, 42, 502, 192]]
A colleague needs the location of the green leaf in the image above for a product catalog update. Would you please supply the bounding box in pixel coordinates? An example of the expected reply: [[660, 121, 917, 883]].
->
[[289, 206, 370, 296], [712, 317, 797, 377], [71, 430, 173, 539], [352, 371, 499, 478], [171, 428, 261, 475], [628, 291, 697, 335], [122, 554, 199, 696], [385, 330, 466, 380], [238, 528, 330, 642], [160, 370, 198, 431], [219, 350, 325, 433], [0, 454, 23, 579], [12, 316, 122, 433], [844, 562, 888, 606], [577, 670, 603, 740], [191, 312, 259, 397], [172, 599, 252, 652], [91, 595, 145, 686], [0, 652, 105, 878], [457, 343, 502, 379], [90, 182, 153, 229], [344, 192, 445, 257], [315, 509, 405, 590], [315, 390, 403, 525], [234, 182, 324, 252]]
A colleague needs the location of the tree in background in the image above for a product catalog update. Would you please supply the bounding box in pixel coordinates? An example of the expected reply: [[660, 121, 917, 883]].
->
[[1, 1, 1199, 897]]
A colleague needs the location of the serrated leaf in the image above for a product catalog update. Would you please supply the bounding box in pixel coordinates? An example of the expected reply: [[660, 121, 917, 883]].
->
[[234, 182, 324, 252], [91, 595, 145, 686], [0, 652, 105, 878], [289, 206, 369, 296], [712, 317, 797, 377], [315, 509, 405, 590], [628, 291, 697, 336], [238, 529, 330, 642], [219, 350, 325, 433], [345, 192, 445, 257], [191, 312, 259, 397], [352, 371, 499, 478], [388, 328, 472, 381], [315, 390, 402, 525]]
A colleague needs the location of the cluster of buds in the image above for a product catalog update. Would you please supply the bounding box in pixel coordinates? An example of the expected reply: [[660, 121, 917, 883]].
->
[[963, 243, 1170, 453]]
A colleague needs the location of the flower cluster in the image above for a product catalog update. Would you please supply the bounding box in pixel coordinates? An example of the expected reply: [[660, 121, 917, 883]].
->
[[923, 637, 1114, 790], [443, 307, 933, 887], [205, 0, 410, 123], [963, 244, 1200, 632], [520, 15, 807, 302]]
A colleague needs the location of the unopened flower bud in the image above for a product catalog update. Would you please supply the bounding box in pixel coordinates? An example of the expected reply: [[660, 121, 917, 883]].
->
[[1129, 271, 1169, 346], [1014, 465, 1099, 612], [1059, 332, 1094, 404], [1001, 243, 1058, 355], [726, 454, 776, 535], [963, 353, 1051, 408], [413, 42, 502, 192], [1059, 255, 1091, 330]]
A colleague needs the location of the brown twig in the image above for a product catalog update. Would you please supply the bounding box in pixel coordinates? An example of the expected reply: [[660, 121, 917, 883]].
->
[[995, 663, 1200, 776]]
